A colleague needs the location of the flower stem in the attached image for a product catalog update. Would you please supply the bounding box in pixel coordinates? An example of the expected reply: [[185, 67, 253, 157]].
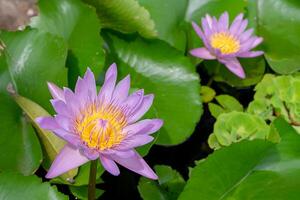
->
[[88, 160, 98, 200]]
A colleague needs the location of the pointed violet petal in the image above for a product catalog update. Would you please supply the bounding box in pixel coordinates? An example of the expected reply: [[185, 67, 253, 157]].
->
[[98, 63, 118, 105], [104, 63, 117, 82], [117, 135, 154, 150], [127, 94, 154, 123], [236, 19, 248, 36], [112, 75, 130, 103], [201, 16, 213, 37], [51, 128, 80, 146], [110, 150, 158, 180], [36, 117, 80, 146], [190, 47, 216, 60], [192, 22, 211, 49], [99, 154, 120, 176], [55, 115, 71, 131], [229, 13, 244, 34], [239, 28, 254, 43], [192, 21, 205, 40], [50, 99, 69, 116], [211, 17, 218, 33], [46, 144, 90, 179], [82, 147, 99, 160], [238, 51, 264, 58], [47, 82, 64, 101], [74, 77, 89, 107], [250, 37, 263, 49], [205, 14, 213, 29], [83, 68, 97, 100], [63, 88, 79, 116], [240, 37, 263, 53], [122, 89, 144, 114], [112, 149, 136, 158], [220, 58, 245, 79], [36, 116, 60, 130], [123, 119, 163, 137], [218, 12, 229, 31]]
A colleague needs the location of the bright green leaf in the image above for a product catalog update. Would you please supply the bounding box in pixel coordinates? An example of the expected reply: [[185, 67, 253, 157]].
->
[[0, 171, 67, 200], [138, 0, 187, 51], [30, 0, 105, 86], [208, 95, 243, 118], [84, 0, 157, 38], [201, 86, 215, 103], [0, 49, 42, 175], [0, 29, 68, 112], [105, 32, 202, 145], [252, 0, 300, 74]]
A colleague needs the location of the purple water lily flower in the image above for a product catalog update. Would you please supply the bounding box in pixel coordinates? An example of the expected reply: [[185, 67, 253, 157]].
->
[[190, 12, 264, 78], [36, 63, 163, 180]]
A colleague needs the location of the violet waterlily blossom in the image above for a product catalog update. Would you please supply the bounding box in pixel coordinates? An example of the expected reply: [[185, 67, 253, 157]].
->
[[36, 63, 163, 180], [190, 12, 264, 78]]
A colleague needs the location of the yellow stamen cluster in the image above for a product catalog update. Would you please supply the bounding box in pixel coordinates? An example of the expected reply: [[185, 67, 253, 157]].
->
[[210, 32, 240, 54], [75, 103, 127, 150]]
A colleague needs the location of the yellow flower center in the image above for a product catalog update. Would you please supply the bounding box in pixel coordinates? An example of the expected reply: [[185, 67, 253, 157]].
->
[[75, 104, 127, 151], [210, 32, 240, 54]]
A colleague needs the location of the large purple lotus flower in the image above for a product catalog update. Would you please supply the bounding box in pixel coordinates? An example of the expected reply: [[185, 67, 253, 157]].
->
[[36, 63, 163, 180], [190, 12, 264, 78]]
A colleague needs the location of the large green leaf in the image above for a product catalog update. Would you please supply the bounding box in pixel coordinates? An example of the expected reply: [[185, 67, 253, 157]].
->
[[0, 29, 68, 112], [0, 49, 42, 175], [138, 0, 187, 51], [105, 32, 202, 145], [138, 165, 185, 200], [12, 94, 78, 183], [179, 118, 300, 200], [252, 0, 300, 74], [84, 0, 156, 38], [30, 0, 105, 86], [0, 171, 67, 200]]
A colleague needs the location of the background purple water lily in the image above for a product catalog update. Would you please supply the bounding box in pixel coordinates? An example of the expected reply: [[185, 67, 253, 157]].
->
[[36, 63, 163, 180], [190, 12, 264, 78]]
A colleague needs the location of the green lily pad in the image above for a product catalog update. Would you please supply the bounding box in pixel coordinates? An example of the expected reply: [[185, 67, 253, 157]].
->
[[105, 32, 202, 145], [0, 171, 67, 200]]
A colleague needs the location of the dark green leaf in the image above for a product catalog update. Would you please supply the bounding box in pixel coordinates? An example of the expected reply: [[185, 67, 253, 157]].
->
[[30, 0, 105, 86], [84, 0, 156, 38], [138, 0, 187, 51], [252, 0, 300, 74], [1, 29, 68, 112], [0, 51, 42, 175], [105, 32, 202, 145], [0, 171, 67, 200], [138, 165, 185, 200]]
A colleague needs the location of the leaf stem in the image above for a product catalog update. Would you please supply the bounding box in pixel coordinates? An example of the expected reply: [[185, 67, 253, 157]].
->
[[88, 160, 98, 200]]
